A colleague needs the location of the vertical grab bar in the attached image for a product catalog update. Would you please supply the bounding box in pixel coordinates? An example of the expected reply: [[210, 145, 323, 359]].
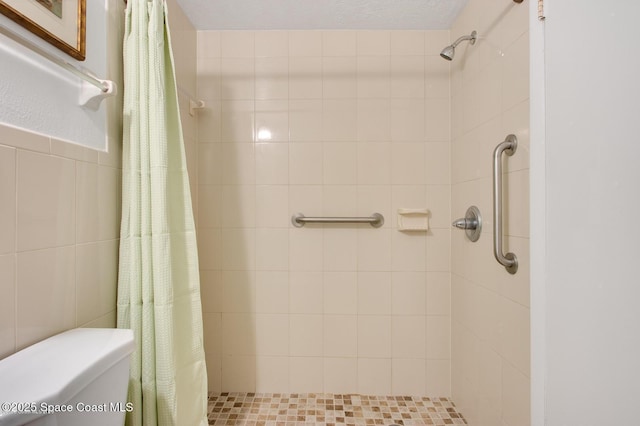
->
[[493, 134, 518, 274]]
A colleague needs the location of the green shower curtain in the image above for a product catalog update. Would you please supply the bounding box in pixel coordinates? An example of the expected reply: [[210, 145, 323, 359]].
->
[[117, 1, 208, 425]]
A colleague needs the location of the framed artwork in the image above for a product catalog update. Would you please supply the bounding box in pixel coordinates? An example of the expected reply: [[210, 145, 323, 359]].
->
[[0, 0, 86, 60]]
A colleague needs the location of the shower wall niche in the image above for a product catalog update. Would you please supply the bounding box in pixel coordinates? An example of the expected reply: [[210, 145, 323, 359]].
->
[[195, 29, 454, 395]]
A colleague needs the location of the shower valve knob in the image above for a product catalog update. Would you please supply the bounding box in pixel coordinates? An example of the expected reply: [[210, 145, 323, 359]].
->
[[452, 206, 482, 242], [452, 218, 477, 230]]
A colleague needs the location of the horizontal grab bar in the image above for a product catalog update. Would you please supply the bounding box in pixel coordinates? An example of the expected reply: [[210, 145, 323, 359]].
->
[[292, 213, 384, 228]]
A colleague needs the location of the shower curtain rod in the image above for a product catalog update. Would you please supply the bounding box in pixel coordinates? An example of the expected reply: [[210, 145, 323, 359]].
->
[[0, 23, 112, 93]]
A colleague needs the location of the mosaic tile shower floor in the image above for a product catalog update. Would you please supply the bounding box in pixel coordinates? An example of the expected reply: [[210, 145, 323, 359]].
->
[[208, 393, 467, 425]]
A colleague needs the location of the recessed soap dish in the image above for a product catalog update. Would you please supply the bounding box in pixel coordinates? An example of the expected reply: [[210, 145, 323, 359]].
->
[[397, 208, 430, 231]]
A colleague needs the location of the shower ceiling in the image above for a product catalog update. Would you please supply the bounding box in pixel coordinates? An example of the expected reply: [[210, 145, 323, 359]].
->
[[176, 0, 469, 30]]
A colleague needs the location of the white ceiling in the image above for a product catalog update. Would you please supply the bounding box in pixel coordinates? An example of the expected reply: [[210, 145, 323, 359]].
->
[[176, 0, 469, 30]]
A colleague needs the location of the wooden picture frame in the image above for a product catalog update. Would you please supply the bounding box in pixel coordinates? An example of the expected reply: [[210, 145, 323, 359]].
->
[[0, 0, 86, 61]]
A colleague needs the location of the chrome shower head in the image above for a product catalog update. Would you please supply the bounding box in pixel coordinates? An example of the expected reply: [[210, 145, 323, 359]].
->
[[440, 30, 477, 61]]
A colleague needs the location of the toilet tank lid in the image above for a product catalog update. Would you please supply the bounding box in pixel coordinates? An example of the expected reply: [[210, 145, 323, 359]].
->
[[0, 328, 134, 425]]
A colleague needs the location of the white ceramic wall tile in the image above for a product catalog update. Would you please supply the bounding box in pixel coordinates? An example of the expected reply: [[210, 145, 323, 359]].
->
[[424, 31, 451, 57], [424, 57, 450, 99], [289, 57, 323, 99], [426, 185, 454, 228], [255, 31, 288, 57], [323, 57, 357, 99], [323, 142, 357, 184], [16, 246, 75, 349], [502, 32, 529, 111], [323, 357, 358, 394], [289, 272, 323, 314], [204, 313, 223, 357], [324, 272, 357, 314], [391, 56, 425, 99], [200, 270, 223, 313], [221, 271, 256, 313], [358, 358, 392, 395], [392, 272, 427, 315], [221, 355, 256, 392], [357, 272, 392, 315], [288, 31, 322, 57], [206, 355, 222, 393], [449, 0, 530, 415], [222, 313, 256, 355], [426, 272, 451, 316], [324, 315, 357, 357], [323, 228, 357, 272], [255, 271, 289, 314], [222, 143, 255, 184], [392, 316, 426, 359], [289, 143, 323, 184], [502, 361, 531, 426], [357, 99, 390, 142], [221, 185, 255, 228], [255, 185, 289, 228], [255, 58, 289, 100], [0, 124, 50, 153], [425, 98, 451, 141], [390, 99, 426, 142], [0, 254, 15, 358], [322, 31, 356, 57], [221, 228, 256, 271], [289, 314, 323, 356], [197, 228, 223, 271], [357, 228, 392, 272], [323, 186, 357, 217], [322, 99, 357, 141], [75, 241, 118, 325], [0, 146, 16, 255], [391, 232, 427, 272], [197, 101, 221, 142], [220, 57, 255, 100], [357, 57, 391, 99], [357, 143, 391, 184], [426, 229, 451, 271], [288, 100, 323, 142], [255, 313, 289, 356], [426, 359, 451, 396], [392, 358, 426, 396], [221, 100, 255, 142], [427, 315, 451, 360], [196, 30, 458, 395], [357, 31, 390, 56], [255, 228, 289, 271], [289, 357, 323, 392], [392, 143, 426, 184], [356, 185, 392, 226], [256, 143, 289, 184], [357, 315, 391, 358], [221, 31, 254, 58], [391, 31, 425, 56], [17, 151, 75, 251], [256, 356, 289, 393], [198, 31, 221, 58], [198, 185, 222, 229], [289, 228, 323, 271]]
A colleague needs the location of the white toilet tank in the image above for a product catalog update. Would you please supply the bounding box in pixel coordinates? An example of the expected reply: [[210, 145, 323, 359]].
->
[[0, 328, 134, 426]]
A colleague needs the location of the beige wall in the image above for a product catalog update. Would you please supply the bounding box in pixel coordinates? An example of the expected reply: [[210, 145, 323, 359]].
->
[[449, 1, 530, 425], [0, 0, 125, 360], [0, 0, 198, 362], [196, 30, 453, 395], [0, 125, 122, 358]]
